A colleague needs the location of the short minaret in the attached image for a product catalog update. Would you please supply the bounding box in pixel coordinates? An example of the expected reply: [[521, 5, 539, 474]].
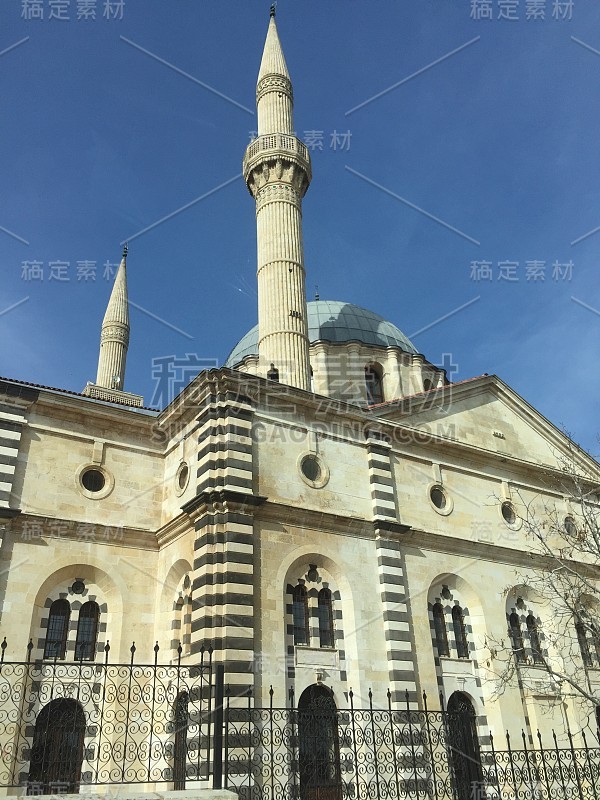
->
[[243, 6, 312, 390], [83, 244, 143, 406]]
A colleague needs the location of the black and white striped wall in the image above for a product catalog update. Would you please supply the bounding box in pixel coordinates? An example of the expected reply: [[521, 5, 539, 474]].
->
[[188, 389, 262, 697], [0, 382, 37, 515], [366, 429, 418, 703]]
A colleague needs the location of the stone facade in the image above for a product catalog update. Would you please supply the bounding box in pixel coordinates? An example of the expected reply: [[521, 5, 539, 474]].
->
[[0, 7, 599, 798]]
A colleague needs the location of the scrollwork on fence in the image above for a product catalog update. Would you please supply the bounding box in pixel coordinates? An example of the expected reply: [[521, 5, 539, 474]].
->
[[223, 687, 600, 800], [0, 640, 215, 791]]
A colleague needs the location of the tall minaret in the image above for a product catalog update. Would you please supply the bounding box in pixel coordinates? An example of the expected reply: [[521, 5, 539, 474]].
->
[[243, 6, 312, 390], [96, 244, 130, 390], [83, 244, 142, 406]]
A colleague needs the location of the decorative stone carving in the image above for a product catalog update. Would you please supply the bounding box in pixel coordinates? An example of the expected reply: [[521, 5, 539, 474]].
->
[[100, 326, 129, 346], [257, 74, 293, 104]]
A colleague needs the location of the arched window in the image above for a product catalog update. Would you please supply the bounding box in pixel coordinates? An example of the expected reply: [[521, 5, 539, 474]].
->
[[28, 698, 86, 794], [43, 599, 71, 660], [267, 364, 279, 382], [423, 378, 433, 391], [433, 602, 449, 657], [452, 605, 469, 659], [365, 366, 384, 405], [318, 588, 334, 648], [526, 613, 544, 664], [74, 601, 99, 661], [576, 620, 592, 668], [509, 612, 526, 663], [298, 685, 341, 800], [292, 585, 310, 646], [173, 691, 189, 790]]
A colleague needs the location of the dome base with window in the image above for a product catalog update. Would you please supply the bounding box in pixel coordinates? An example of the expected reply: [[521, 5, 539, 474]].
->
[[225, 300, 446, 404]]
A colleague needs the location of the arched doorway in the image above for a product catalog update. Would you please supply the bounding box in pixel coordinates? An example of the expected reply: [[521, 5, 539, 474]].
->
[[446, 692, 484, 800], [298, 685, 342, 800], [28, 698, 86, 794]]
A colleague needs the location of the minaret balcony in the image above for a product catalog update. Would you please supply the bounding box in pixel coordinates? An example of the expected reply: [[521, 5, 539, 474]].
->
[[243, 133, 312, 186]]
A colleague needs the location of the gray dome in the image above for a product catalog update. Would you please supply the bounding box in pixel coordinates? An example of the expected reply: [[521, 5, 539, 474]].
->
[[225, 300, 418, 367]]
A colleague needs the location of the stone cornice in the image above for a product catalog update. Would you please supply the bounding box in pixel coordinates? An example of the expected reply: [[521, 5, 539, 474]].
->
[[404, 525, 600, 579], [257, 500, 376, 538], [0, 378, 157, 433], [155, 511, 194, 548], [182, 489, 268, 522], [10, 514, 158, 550], [374, 520, 411, 535]]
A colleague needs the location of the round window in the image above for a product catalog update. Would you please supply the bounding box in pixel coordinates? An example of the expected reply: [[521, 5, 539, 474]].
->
[[178, 463, 189, 491], [428, 482, 453, 515], [76, 463, 113, 499], [81, 468, 105, 493], [71, 580, 85, 595], [301, 455, 321, 482], [298, 452, 329, 489], [564, 516, 577, 536], [430, 486, 446, 510], [501, 501, 517, 525]]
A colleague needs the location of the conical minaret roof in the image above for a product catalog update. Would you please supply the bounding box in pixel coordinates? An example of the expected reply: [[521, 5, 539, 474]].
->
[[258, 8, 290, 82], [83, 243, 143, 406], [102, 244, 130, 327]]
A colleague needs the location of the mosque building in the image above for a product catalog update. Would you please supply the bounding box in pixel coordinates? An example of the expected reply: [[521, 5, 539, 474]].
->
[[0, 7, 598, 797]]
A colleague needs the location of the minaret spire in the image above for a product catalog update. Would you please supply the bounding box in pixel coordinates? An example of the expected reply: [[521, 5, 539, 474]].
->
[[243, 9, 312, 390], [82, 244, 143, 406], [96, 244, 130, 390]]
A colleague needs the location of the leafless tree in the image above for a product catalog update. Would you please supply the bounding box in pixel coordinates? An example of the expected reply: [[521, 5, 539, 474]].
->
[[483, 438, 600, 717]]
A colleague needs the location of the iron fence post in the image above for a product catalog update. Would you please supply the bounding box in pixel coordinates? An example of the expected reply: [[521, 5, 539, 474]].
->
[[389, 690, 402, 800], [521, 729, 535, 798], [224, 685, 230, 789], [212, 663, 225, 790], [405, 689, 420, 800], [506, 731, 517, 800], [536, 729, 550, 800], [567, 726, 585, 800], [349, 689, 360, 800], [553, 729, 568, 799]]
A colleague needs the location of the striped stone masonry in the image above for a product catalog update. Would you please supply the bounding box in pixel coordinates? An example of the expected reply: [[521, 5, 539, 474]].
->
[[187, 390, 261, 698], [191, 504, 255, 695], [365, 430, 396, 522], [376, 537, 418, 704], [0, 395, 27, 516], [196, 392, 253, 495], [365, 430, 418, 703]]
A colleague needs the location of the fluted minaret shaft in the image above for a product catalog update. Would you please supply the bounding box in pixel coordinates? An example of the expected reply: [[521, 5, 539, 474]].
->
[[96, 246, 130, 390], [243, 9, 312, 391]]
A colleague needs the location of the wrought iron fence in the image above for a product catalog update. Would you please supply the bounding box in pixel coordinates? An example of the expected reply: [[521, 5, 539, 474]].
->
[[483, 729, 600, 800], [0, 637, 598, 800], [223, 687, 600, 800], [0, 639, 220, 793]]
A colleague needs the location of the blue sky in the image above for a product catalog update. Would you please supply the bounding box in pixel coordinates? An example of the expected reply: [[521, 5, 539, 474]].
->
[[0, 0, 599, 453]]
